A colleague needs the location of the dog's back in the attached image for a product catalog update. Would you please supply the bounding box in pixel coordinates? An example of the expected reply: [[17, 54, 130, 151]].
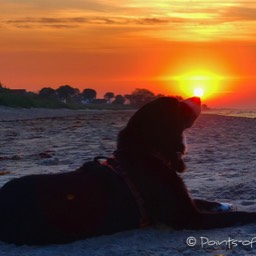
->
[[0, 161, 140, 245]]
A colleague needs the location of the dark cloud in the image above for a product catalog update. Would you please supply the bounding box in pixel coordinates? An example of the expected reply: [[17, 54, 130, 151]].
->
[[135, 17, 184, 25], [4, 16, 188, 29], [4, 17, 86, 29], [6, 17, 87, 24], [15, 25, 34, 29], [44, 24, 80, 29]]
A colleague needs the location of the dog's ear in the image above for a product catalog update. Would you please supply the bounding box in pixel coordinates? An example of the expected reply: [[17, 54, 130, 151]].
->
[[180, 97, 201, 128]]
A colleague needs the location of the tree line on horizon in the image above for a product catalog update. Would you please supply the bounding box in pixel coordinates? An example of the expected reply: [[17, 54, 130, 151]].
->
[[0, 83, 179, 108], [37, 85, 172, 107]]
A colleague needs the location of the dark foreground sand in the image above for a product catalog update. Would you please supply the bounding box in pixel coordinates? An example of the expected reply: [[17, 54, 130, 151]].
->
[[0, 107, 256, 255]]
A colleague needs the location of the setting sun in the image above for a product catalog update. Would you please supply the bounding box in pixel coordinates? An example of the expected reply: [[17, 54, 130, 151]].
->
[[194, 87, 204, 97]]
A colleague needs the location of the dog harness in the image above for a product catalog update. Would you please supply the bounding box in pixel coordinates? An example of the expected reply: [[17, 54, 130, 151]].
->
[[94, 156, 150, 228]]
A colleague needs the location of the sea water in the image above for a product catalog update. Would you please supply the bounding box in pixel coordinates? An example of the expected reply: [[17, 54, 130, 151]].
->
[[203, 108, 256, 118]]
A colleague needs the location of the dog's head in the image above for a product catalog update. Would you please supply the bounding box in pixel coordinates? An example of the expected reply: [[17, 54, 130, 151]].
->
[[117, 96, 201, 173]]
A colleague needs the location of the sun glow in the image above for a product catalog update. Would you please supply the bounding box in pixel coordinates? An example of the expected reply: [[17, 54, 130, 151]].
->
[[171, 70, 223, 99]]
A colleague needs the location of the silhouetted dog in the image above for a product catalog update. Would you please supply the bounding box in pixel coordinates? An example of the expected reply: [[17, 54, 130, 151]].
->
[[0, 97, 256, 245]]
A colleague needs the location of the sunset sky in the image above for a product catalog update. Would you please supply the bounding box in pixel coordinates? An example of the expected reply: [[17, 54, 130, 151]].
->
[[1, 0, 256, 108]]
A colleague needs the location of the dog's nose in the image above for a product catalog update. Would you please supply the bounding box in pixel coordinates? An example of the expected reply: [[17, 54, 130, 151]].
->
[[190, 97, 201, 105], [183, 97, 201, 118]]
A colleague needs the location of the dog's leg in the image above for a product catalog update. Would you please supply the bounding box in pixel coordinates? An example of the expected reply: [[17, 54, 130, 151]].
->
[[193, 199, 235, 213], [172, 201, 256, 230], [186, 211, 256, 230]]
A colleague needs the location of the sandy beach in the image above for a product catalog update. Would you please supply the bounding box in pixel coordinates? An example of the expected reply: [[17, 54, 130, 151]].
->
[[0, 107, 256, 256]]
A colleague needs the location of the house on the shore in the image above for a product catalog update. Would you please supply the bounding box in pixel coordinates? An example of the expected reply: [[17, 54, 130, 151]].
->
[[82, 98, 107, 104]]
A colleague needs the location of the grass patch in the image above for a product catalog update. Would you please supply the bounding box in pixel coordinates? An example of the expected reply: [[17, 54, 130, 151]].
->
[[0, 93, 66, 108]]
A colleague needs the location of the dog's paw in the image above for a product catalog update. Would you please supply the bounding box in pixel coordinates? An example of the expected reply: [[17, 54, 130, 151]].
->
[[214, 203, 236, 212]]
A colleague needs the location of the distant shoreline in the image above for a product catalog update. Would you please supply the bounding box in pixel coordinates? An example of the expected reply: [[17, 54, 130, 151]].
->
[[0, 106, 136, 122]]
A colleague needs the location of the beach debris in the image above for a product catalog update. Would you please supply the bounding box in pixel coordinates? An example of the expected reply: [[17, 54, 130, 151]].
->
[[11, 155, 21, 160], [0, 155, 21, 161], [38, 157, 60, 166], [28, 150, 56, 162], [38, 150, 55, 159], [0, 170, 11, 176], [36, 150, 59, 165]]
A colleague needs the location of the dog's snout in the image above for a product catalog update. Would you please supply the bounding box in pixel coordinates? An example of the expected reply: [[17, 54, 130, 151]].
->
[[191, 97, 201, 105], [183, 97, 201, 118]]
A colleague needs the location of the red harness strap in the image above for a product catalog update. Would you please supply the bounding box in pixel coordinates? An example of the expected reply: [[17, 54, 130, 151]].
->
[[95, 157, 150, 228]]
